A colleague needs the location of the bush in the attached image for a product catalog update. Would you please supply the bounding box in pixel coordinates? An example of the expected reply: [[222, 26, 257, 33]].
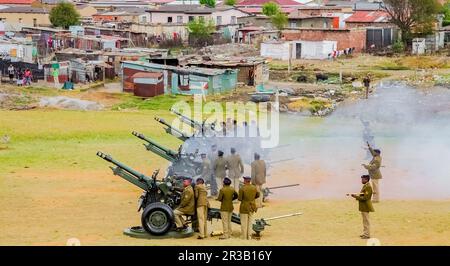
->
[[392, 41, 405, 54]]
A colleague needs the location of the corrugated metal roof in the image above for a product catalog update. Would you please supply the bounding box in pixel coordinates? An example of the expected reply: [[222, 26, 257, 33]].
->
[[122, 61, 228, 76], [345, 11, 389, 23], [0, 6, 49, 13], [237, 0, 302, 6]]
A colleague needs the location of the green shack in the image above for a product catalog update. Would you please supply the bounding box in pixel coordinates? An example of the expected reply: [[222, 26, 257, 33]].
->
[[121, 61, 238, 96]]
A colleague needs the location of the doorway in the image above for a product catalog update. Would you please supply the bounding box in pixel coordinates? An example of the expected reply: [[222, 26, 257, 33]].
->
[[295, 43, 302, 59]]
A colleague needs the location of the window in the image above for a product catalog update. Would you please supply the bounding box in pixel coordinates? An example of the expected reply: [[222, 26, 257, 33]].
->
[[33, 18, 37, 27], [179, 74, 189, 86], [216, 16, 222, 25], [167, 16, 173, 23], [188, 16, 194, 22], [18, 18, 22, 23], [199, 16, 204, 20], [231, 16, 236, 24], [177, 16, 183, 23], [290, 22, 296, 28]]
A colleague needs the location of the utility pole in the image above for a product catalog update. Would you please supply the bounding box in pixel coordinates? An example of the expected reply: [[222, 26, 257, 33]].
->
[[288, 42, 292, 73]]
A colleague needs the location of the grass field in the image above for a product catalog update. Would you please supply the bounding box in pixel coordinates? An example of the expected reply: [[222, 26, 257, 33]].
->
[[1, 109, 449, 246]]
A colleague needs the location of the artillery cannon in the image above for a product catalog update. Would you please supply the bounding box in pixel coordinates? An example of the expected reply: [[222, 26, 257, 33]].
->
[[252, 212, 303, 238], [262, 184, 300, 202], [97, 152, 301, 238], [97, 107, 300, 238], [97, 151, 186, 235]]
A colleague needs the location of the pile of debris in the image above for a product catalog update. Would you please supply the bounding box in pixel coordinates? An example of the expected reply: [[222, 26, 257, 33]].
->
[[39, 96, 104, 111], [197, 43, 259, 57], [0, 92, 37, 110]]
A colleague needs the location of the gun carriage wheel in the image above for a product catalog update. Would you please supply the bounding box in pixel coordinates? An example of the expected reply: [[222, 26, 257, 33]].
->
[[141, 202, 174, 235]]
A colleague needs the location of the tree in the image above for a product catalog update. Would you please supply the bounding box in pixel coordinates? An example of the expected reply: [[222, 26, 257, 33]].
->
[[49, 2, 80, 29], [262, 2, 280, 17], [187, 17, 216, 47], [200, 0, 216, 8], [442, 1, 450, 26], [271, 12, 288, 30], [224, 0, 236, 6], [382, 0, 442, 44], [187, 17, 216, 38]]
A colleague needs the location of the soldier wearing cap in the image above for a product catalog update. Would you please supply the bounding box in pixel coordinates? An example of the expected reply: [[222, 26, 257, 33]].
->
[[200, 153, 213, 193], [362, 142, 382, 203], [213, 150, 227, 191], [351, 175, 375, 239], [226, 148, 244, 191], [208, 145, 219, 195], [217, 177, 238, 239], [174, 177, 195, 230], [194, 178, 209, 239], [251, 153, 266, 208], [238, 176, 260, 240]]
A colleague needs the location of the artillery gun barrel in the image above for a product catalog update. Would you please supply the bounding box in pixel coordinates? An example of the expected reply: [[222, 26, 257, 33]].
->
[[154, 117, 190, 140], [268, 158, 295, 165], [170, 109, 202, 129], [96, 151, 152, 190], [263, 212, 303, 222], [132, 131, 178, 162], [268, 184, 300, 190]]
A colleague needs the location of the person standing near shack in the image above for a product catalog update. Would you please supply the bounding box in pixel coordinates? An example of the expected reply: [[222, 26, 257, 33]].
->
[[217, 177, 238, 240], [238, 176, 259, 240], [362, 142, 382, 203], [52, 68, 60, 88], [194, 178, 209, 239], [251, 153, 266, 208], [226, 148, 244, 191], [8, 64, 15, 84], [173, 177, 195, 231], [363, 74, 371, 99], [24, 69, 32, 86], [350, 175, 375, 239]]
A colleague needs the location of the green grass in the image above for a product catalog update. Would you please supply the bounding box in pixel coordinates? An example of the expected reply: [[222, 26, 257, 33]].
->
[[112, 94, 193, 111], [0, 110, 184, 174]]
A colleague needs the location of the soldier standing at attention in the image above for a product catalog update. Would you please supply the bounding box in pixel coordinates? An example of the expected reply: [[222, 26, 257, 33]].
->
[[238, 176, 260, 240], [217, 177, 238, 240], [351, 175, 374, 239], [362, 142, 382, 203], [226, 148, 244, 191], [194, 178, 209, 239], [174, 177, 195, 231], [200, 153, 212, 194], [251, 153, 266, 208], [213, 150, 227, 191], [208, 145, 218, 196]]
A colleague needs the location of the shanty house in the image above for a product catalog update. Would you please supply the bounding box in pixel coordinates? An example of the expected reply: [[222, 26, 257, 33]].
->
[[261, 40, 337, 60], [121, 61, 238, 95]]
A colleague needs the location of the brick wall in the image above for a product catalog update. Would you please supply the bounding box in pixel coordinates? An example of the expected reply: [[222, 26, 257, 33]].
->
[[282, 28, 367, 52]]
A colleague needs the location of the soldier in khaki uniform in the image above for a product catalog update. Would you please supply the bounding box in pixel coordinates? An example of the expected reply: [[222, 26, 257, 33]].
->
[[200, 153, 212, 194], [226, 148, 244, 191], [174, 177, 195, 230], [362, 142, 382, 202], [238, 176, 260, 240], [194, 178, 209, 239], [213, 150, 227, 191], [351, 175, 375, 239], [217, 177, 238, 239], [251, 153, 266, 208]]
